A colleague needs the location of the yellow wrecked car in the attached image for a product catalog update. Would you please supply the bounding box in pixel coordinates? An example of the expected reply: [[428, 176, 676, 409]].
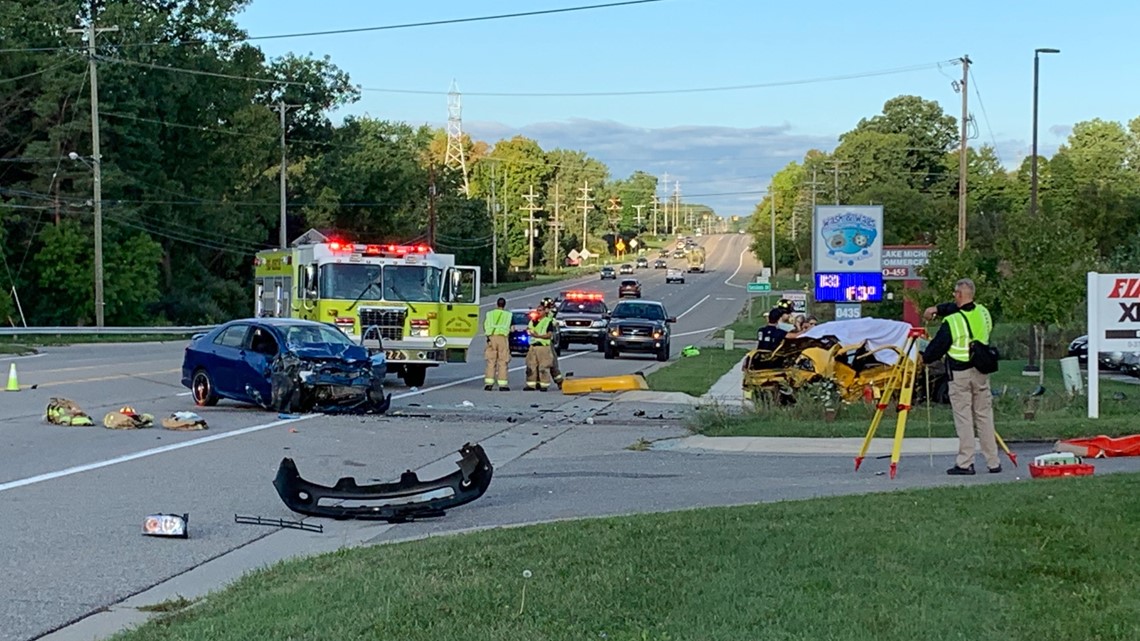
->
[[741, 319, 946, 406]]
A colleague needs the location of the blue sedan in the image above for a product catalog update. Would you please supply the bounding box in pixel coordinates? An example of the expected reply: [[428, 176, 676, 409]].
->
[[181, 318, 388, 412]]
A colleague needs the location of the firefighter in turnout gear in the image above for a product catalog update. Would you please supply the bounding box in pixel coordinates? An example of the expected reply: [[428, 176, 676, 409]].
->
[[483, 297, 512, 391], [541, 297, 565, 387], [525, 304, 555, 391]]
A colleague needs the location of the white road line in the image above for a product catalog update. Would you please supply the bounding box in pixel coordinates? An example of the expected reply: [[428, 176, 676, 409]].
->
[[3, 352, 46, 361], [677, 294, 710, 320], [724, 248, 748, 288], [0, 350, 597, 494]]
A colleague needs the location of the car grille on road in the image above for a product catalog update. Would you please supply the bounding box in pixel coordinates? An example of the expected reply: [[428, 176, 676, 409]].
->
[[566, 319, 592, 327], [359, 307, 406, 341]]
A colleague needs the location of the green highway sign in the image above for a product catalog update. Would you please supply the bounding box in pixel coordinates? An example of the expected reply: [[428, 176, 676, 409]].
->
[[747, 282, 772, 293]]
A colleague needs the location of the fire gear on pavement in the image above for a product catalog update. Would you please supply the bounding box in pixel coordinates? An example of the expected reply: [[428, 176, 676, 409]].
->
[[44, 398, 95, 426]]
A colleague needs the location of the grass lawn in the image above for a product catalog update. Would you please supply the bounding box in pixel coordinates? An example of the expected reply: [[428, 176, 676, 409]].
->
[[0, 342, 36, 355], [645, 348, 747, 397], [113, 473, 1140, 641], [699, 359, 1140, 441]]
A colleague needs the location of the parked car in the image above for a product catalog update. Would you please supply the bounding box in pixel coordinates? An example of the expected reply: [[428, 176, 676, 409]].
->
[[600, 266, 616, 280], [618, 279, 642, 298], [635, 257, 649, 269], [603, 300, 676, 362], [1067, 335, 1139, 375], [654, 258, 667, 269], [619, 263, 634, 274], [509, 309, 561, 356], [181, 318, 389, 413], [665, 268, 685, 284]]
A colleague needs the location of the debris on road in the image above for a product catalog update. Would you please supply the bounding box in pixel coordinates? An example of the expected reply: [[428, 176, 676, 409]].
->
[[273, 442, 494, 523], [143, 513, 188, 538], [44, 398, 95, 426], [161, 411, 208, 431], [234, 514, 323, 533]]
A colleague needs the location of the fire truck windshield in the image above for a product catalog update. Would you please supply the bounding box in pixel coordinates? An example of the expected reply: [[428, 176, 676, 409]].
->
[[318, 263, 443, 302], [383, 265, 442, 302]]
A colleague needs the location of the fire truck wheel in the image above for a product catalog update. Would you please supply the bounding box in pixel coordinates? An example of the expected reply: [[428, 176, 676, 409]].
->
[[402, 365, 427, 388]]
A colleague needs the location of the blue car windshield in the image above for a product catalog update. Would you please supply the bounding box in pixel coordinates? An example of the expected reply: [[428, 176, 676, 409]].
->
[[284, 324, 355, 348]]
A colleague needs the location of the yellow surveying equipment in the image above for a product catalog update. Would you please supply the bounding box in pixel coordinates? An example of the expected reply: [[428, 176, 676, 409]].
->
[[854, 326, 1018, 479]]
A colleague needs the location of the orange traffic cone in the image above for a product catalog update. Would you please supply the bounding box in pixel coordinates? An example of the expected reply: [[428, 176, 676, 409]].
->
[[5, 363, 19, 392]]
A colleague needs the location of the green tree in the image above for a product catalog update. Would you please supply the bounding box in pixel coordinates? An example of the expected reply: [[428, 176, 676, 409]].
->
[[843, 95, 958, 191], [998, 207, 1096, 383]]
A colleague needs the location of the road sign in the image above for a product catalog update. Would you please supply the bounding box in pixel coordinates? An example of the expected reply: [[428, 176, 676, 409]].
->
[[747, 282, 772, 293], [782, 291, 807, 313], [881, 245, 932, 280], [629, 239, 639, 249]]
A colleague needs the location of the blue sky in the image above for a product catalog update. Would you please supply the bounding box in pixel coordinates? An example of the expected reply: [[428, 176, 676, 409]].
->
[[236, 0, 1137, 217]]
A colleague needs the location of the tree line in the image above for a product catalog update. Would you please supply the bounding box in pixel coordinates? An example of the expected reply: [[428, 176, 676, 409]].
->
[[0, 0, 704, 327], [746, 94, 1140, 352]]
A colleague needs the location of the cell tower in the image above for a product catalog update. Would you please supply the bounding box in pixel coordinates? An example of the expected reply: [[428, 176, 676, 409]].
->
[[444, 79, 471, 196]]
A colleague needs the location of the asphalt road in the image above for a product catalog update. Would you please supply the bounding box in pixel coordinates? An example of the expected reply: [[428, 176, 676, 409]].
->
[[1, 233, 773, 641]]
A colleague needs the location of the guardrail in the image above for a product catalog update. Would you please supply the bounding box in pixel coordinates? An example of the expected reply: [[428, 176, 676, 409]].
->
[[0, 326, 216, 337]]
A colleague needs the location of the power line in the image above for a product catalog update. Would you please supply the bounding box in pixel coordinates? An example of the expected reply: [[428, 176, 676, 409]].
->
[[95, 54, 956, 98], [0, 55, 82, 84], [0, 1, 667, 54], [968, 68, 1002, 166]]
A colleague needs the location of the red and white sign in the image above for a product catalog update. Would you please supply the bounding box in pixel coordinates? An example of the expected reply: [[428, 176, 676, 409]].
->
[[1088, 272, 1140, 418]]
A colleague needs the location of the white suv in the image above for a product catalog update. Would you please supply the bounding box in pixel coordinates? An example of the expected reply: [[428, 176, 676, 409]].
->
[[665, 268, 685, 284]]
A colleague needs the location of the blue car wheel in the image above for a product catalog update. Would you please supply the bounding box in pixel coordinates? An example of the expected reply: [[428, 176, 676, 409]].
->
[[191, 368, 219, 407]]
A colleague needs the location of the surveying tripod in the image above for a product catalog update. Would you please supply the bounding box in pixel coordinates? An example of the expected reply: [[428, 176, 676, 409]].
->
[[853, 327, 1018, 479]]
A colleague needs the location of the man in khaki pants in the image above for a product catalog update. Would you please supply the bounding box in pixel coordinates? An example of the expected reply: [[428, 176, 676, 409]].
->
[[922, 278, 1000, 475], [524, 305, 555, 392], [483, 297, 511, 391]]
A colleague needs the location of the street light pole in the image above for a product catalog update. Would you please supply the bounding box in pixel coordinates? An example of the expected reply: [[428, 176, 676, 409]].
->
[[1026, 47, 1059, 375], [68, 12, 117, 328]]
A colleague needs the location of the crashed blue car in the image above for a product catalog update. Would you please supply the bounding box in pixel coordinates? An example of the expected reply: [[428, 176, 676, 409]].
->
[[181, 318, 390, 414]]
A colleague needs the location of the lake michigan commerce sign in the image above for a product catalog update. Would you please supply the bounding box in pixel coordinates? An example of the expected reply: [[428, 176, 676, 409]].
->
[[881, 245, 932, 280]]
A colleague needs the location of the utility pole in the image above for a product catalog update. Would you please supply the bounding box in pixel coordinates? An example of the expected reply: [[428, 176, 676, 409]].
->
[[800, 167, 825, 242], [633, 204, 645, 230], [672, 182, 681, 233], [826, 160, 846, 205], [770, 193, 777, 277], [957, 54, 971, 252], [68, 6, 117, 328], [650, 195, 660, 236], [578, 181, 593, 255], [548, 183, 563, 269], [428, 164, 438, 247], [271, 101, 303, 249], [488, 163, 498, 286], [521, 185, 542, 271]]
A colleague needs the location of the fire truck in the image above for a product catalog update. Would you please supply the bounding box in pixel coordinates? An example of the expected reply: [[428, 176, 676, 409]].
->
[[252, 230, 481, 388]]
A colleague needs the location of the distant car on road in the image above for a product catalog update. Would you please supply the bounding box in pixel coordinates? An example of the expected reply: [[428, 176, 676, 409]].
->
[[654, 258, 667, 269], [619, 263, 634, 274], [665, 268, 685, 284], [181, 318, 387, 412], [635, 257, 649, 269], [672, 249, 685, 258], [600, 266, 616, 280], [618, 279, 642, 298]]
